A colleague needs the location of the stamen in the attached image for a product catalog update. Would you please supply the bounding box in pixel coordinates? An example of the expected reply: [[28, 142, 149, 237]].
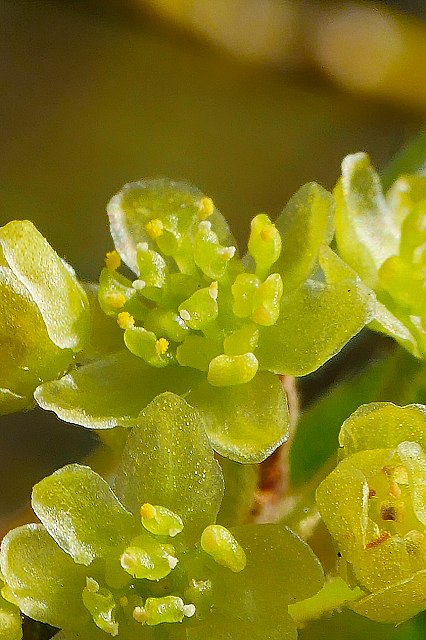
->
[[219, 246, 236, 260], [140, 503, 156, 521], [198, 196, 214, 220], [117, 312, 135, 330], [145, 219, 164, 239], [105, 292, 126, 309], [155, 338, 169, 355], [119, 597, 128, 608], [104, 250, 121, 271], [133, 606, 148, 624]]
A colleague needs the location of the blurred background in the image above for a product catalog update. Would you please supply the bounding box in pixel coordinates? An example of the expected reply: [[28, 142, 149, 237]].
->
[[1, 0, 426, 539]]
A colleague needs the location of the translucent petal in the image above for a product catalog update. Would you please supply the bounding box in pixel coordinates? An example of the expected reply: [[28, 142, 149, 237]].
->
[[107, 179, 235, 274], [334, 153, 399, 288], [274, 182, 334, 292], [256, 278, 374, 376], [114, 393, 224, 543], [339, 402, 426, 458], [32, 464, 136, 565], [0, 524, 88, 630], [0, 221, 90, 351], [210, 524, 324, 619], [316, 458, 369, 561], [188, 371, 289, 463], [0, 596, 22, 640], [351, 570, 426, 623], [35, 350, 203, 429], [0, 266, 72, 414]]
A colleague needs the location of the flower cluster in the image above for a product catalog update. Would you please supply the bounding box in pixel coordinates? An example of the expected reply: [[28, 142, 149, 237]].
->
[[335, 152, 426, 358], [1, 393, 323, 639], [317, 402, 426, 623], [33, 177, 373, 463]]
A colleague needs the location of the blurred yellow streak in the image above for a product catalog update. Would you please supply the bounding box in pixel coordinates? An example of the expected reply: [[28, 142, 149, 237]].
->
[[138, 0, 426, 112]]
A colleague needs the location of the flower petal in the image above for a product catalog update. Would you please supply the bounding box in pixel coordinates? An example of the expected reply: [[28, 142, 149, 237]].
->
[[188, 371, 289, 463], [35, 350, 203, 429], [1, 524, 88, 630], [32, 464, 136, 565], [114, 393, 224, 544]]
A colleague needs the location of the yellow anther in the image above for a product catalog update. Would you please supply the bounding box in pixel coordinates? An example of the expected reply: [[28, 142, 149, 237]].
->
[[105, 292, 127, 309], [117, 311, 135, 330], [120, 596, 129, 608], [251, 305, 272, 325], [145, 219, 164, 239], [260, 225, 274, 242], [155, 338, 169, 355], [133, 606, 148, 624], [104, 250, 121, 271], [198, 196, 214, 220], [140, 503, 156, 521]]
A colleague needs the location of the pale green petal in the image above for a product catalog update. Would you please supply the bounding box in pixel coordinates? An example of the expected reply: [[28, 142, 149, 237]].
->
[[0, 524, 88, 630], [0, 598, 22, 640], [32, 464, 136, 565], [208, 524, 323, 632], [114, 393, 224, 543], [0, 221, 90, 351], [335, 153, 400, 288], [188, 371, 289, 463], [187, 611, 297, 640], [0, 266, 72, 414], [351, 570, 426, 623], [339, 402, 426, 457], [107, 179, 235, 274], [316, 458, 369, 561], [256, 278, 374, 376], [35, 350, 203, 429], [274, 182, 334, 292]]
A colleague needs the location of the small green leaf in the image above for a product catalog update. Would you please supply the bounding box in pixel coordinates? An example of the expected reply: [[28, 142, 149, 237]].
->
[[0, 524, 88, 630], [188, 371, 289, 463], [0, 593, 22, 640], [114, 393, 224, 543], [32, 464, 136, 565]]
